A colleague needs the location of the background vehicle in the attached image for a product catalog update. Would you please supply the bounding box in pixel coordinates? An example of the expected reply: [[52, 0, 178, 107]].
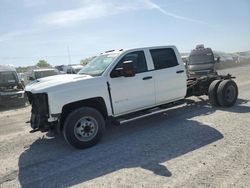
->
[[0, 65, 26, 107], [25, 46, 238, 149], [187, 44, 220, 77], [55, 64, 84, 74], [28, 68, 61, 81]]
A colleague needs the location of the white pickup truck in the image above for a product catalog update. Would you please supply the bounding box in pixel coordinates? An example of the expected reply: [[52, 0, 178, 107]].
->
[[26, 46, 238, 149]]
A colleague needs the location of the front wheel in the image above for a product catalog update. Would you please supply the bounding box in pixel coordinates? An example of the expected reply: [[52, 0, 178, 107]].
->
[[63, 107, 105, 149]]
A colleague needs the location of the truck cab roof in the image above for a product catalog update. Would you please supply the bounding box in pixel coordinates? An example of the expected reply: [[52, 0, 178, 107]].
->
[[101, 45, 177, 55]]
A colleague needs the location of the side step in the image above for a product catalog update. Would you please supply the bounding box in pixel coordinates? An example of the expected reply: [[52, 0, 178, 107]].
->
[[115, 100, 184, 125]]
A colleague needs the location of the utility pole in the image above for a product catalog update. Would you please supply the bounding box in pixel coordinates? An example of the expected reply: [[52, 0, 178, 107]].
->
[[67, 45, 71, 65]]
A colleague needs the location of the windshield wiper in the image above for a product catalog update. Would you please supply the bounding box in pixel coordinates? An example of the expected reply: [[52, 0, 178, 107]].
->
[[78, 73, 90, 75]]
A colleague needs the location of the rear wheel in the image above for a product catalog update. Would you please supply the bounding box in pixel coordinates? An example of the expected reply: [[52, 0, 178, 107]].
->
[[63, 107, 105, 149], [217, 80, 238, 107], [208, 80, 221, 107]]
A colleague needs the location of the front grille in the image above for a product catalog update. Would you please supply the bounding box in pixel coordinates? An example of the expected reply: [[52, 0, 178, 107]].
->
[[27, 92, 49, 118], [26, 92, 52, 131]]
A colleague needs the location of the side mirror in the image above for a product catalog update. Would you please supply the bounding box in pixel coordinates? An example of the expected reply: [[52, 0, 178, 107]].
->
[[110, 60, 135, 78], [110, 67, 123, 78], [122, 60, 135, 77]]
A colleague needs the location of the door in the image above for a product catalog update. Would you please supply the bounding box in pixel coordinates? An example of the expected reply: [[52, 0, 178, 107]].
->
[[108, 50, 155, 115], [149, 48, 186, 104]]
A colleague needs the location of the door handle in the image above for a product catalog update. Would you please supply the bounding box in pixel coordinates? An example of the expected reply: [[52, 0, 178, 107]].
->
[[142, 76, 153, 80], [176, 70, 184, 74]]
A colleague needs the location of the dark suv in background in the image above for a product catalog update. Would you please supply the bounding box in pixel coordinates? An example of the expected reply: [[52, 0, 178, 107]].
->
[[0, 65, 26, 107], [187, 44, 220, 78]]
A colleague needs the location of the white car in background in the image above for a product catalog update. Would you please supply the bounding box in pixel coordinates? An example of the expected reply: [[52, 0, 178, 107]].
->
[[28, 68, 61, 81], [56, 64, 84, 74]]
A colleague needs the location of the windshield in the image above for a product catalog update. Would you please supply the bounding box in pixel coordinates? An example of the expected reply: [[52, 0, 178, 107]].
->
[[189, 53, 214, 65], [34, 70, 59, 79], [0, 71, 18, 85], [78, 53, 119, 76]]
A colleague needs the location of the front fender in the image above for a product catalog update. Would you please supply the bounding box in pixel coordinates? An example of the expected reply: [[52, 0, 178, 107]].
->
[[47, 83, 112, 116]]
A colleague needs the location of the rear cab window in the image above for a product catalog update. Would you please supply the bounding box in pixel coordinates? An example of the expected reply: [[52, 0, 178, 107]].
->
[[150, 48, 178, 70]]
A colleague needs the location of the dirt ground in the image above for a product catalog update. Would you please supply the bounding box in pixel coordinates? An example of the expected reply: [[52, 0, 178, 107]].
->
[[0, 65, 250, 188]]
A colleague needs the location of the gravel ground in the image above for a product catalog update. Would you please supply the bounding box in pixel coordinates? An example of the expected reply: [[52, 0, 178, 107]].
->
[[0, 65, 250, 188]]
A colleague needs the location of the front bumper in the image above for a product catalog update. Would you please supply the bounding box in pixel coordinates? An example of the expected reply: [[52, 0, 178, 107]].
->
[[26, 92, 55, 132], [0, 90, 25, 106]]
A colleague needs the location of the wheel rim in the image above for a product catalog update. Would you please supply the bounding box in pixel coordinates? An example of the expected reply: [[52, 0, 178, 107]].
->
[[225, 85, 236, 103], [74, 116, 98, 142]]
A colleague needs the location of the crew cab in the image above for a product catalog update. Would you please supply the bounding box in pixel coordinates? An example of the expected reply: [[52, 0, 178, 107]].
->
[[25, 46, 238, 149]]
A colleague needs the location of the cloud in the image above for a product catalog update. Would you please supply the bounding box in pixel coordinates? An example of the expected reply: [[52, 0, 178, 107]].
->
[[39, 0, 210, 26], [1, 0, 212, 42], [39, 1, 149, 26], [143, 0, 210, 25]]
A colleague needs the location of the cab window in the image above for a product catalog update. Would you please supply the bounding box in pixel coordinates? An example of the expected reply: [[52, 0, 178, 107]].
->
[[150, 48, 178, 70], [115, 51, 148, 74]]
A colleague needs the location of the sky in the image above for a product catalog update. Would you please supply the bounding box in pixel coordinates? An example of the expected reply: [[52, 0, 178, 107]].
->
[[0, 0, 250, 67]]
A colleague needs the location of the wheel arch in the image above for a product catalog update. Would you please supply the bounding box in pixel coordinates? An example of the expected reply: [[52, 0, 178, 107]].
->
[[60, 97, 108, 129]]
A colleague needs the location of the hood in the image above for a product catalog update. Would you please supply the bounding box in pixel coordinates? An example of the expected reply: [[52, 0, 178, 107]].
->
[[25, 74, 93, 93]]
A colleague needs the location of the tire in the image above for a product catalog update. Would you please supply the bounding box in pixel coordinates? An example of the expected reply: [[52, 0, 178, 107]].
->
[[217, 80, 238, 107], [208, 80, 221, 107], [63, 107, 105, 149]]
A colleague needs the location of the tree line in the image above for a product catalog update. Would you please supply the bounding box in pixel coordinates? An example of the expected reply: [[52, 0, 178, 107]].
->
[[16, 57, 94, 73]]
